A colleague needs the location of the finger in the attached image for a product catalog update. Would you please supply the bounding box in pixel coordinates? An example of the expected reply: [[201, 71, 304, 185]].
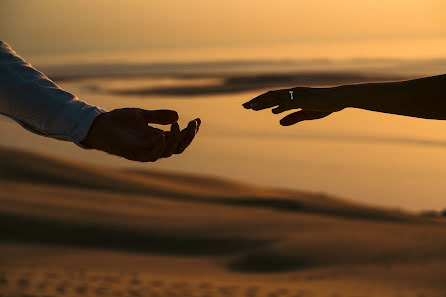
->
[[272, 104, 293, 114], [242, 91, 278, 109], [175, 119, 199, 154], [280, 110, 332, 126], [196, 118, 201, 132], [139, 109, 179, 125], [251, 90, 292, 110], [243, 90, 288, 110], [162, 123, 181, 158]]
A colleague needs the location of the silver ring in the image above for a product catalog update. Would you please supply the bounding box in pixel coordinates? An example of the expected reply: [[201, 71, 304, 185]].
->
[[289, 90, 294, 100]]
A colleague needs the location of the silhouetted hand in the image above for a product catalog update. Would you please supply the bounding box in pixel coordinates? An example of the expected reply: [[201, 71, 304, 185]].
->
[[243, 87, 345, 126], [81, 108, 200, 162]]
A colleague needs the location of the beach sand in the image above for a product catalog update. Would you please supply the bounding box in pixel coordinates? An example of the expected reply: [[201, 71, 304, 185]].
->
[[1, 145, 446, 297]]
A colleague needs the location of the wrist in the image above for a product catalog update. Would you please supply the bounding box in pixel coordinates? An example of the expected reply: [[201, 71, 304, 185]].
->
[[332, 84, 358, 109], [80, 112, 105, 149]]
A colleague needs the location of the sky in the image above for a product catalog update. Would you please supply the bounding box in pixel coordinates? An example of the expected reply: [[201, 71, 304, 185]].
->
[[1, 0, 446, 58], [1, 0, 446, 210]]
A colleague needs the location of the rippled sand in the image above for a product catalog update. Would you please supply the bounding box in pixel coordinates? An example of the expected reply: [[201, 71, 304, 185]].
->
[[1, 146, 446, 297]]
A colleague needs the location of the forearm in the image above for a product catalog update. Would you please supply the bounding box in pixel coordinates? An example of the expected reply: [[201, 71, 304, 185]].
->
[[337, 74, 446, 120], [0, 41, 105, 146]]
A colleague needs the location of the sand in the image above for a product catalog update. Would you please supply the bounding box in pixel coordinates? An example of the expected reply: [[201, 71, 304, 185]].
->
[[1, 145, 446, 297]]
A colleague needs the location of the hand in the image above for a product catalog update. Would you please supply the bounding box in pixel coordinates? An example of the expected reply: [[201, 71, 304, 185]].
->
[[81, 108, 201, 162], [243, 87, 345, 126]]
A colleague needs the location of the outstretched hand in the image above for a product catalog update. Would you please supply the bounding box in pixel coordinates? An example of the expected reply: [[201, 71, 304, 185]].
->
[[81, 108, 200, 162], [243, 87, 345, 126]]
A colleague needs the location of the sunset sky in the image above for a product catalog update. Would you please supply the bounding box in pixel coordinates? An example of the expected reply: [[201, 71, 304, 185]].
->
[[2, 0, 446, 59], [2, 1, 446, 210]]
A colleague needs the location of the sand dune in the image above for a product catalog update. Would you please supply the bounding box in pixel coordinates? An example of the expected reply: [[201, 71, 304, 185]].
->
[[0, 146, 420, 222], [1, 145, 446, 296]]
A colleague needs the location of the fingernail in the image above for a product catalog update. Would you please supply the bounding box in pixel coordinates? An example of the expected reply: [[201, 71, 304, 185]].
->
[[195, 118, 201, 127]]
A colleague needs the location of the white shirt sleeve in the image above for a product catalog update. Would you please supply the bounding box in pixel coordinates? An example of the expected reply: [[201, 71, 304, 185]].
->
[[0, 41, 106, 148]]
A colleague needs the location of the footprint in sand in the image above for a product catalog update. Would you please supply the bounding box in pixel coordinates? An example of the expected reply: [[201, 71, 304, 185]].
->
[[94, 286, 109, 296], [218, 285, 239, 296], [75, 284, 88, 295], [0, 275, 7, 287], [36, 281, 50, 292], [129, 277, 142, 286], [245, 285, 260, 297], [55, 281, 71, 294]]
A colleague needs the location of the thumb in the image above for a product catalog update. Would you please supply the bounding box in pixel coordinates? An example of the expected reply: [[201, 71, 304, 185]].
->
[[138, 109, 179, 125]]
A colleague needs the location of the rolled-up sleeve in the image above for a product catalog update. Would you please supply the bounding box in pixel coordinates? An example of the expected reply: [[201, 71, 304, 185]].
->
[[0, 41, 106, 147]]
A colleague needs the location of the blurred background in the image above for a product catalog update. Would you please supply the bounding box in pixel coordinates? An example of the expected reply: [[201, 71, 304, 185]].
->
[[1, 0, 446, 211]]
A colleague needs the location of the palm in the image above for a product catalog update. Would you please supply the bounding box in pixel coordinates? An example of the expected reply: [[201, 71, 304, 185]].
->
[[81, 108, 200, 162]]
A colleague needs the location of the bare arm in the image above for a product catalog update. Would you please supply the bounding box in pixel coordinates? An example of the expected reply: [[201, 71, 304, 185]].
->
[[340, 74, 446, 120], [243, 74, 446, 125]]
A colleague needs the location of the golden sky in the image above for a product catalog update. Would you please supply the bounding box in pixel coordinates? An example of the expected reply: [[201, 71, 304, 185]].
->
[[1, 0, 446, 57]]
